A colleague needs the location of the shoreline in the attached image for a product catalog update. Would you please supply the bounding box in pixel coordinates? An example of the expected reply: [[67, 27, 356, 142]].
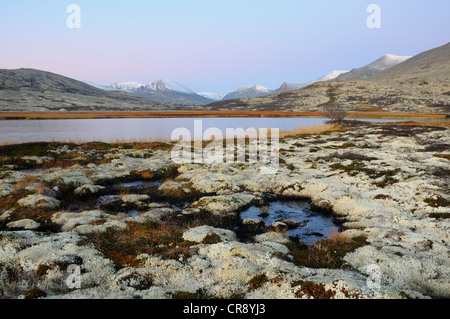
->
[[0, 111, 448, 120]]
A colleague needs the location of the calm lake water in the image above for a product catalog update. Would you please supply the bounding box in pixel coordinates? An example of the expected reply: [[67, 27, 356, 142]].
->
[[0, 117, 445, 144], [0, 118, 325, 144]]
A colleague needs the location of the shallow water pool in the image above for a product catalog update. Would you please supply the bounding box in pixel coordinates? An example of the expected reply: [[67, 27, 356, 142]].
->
[[240, 200, 340, 244]]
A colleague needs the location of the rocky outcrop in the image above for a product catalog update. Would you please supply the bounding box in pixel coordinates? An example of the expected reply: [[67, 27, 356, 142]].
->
[[182, 226, 238, 243], [17, 195, 61, 210]]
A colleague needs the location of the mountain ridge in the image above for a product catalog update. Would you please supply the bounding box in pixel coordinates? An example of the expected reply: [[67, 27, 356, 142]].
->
[[370, 42, 450, 85], [221, 84, 273, 101], [272, 70, 350, 95], [335, 54, 412, 81], [206, 43, 450, 113], [0, 68, 171, 112], [104, 79, 213, 105]]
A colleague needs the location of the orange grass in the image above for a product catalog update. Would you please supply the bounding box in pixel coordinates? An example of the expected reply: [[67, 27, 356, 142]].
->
[[279, 123, 340, 137], [0, 111, 446, 120], [329, 231, 350, 244]]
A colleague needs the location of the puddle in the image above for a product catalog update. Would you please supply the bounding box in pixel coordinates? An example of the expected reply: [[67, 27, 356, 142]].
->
[[97, 195, 120, 206], [240, 200, 340, 244], [128, 209, 139, 217], [113, 181, 162, 190], [171, 201, 191, 211]]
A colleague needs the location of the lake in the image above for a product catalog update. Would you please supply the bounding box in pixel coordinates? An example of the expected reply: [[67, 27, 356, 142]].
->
[[0, 117, 444, 144]]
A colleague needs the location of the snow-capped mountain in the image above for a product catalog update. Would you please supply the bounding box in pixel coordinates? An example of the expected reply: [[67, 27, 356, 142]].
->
[[109, 81, 144, 92], [222, 85, 273, 101], [133, 79, 213, 105], [271, 70, 349, 95], [105, 79, 212, 105], [271, 82, 308, 95], [108, 80, 195, 94], [313, 70, 349, 82], [197, 92, 226, 101], [371, 43, 450, 84], [138, 79, 195, 94], [335, 54, 412, 81], [270, 55, 411, 95], [160, 80, 196, 94]]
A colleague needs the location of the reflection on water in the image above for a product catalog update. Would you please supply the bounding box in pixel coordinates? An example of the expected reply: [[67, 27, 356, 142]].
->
[[240, 200, 340, 244], [0, 118, 327, 144], [0, 117, 446, 144]]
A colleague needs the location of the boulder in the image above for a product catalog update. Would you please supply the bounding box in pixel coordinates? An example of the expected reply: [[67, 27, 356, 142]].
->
[[270, 222, 289, 233], [98, 194, 150, 211], [74, 184, 105, 196], [0, 209, 13, 222], [193, 193, 256, 217], [36, 187, 58, 199], [183, 226, 238, 243], [17, 195, 61, 210], [51, 210, 127, 234], [238, 219, 268, 238], [253, 232, 291, 244], [276, 218, 300, 229], [139, 208, 175, 224], [7, 219, 40, 230]]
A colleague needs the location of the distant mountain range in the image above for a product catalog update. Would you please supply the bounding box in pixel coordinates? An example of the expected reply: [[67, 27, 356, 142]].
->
[[207, 42, 450, 113], [81, 54, 414, 104], [217, 70, 351, 99], [1, 42, 448, 113], [221, 55, 412, 99], [96, 79, 214, 105]]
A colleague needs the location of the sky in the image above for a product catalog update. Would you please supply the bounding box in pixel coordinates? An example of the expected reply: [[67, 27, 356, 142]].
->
[[1, 0, 449, 93]]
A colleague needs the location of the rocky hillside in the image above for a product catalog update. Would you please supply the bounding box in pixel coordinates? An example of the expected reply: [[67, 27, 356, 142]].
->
[[371, 42, 450, 87], [335, 54, 411, 81], [207, 43, 450, 113], [0, 69, 171, 112]]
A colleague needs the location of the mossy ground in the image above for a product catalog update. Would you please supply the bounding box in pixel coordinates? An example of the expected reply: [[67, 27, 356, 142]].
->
[[80, 221, 195, 269], [287, 236, 368, 269], [291, 281, 336, 299], [248, 274, 269, 291]]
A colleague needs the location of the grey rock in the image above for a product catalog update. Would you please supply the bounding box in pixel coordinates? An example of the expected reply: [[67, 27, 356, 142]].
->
[[276, 218, 300, 229], [17, 195, 61, 210], [7, 219, 40, 230]]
